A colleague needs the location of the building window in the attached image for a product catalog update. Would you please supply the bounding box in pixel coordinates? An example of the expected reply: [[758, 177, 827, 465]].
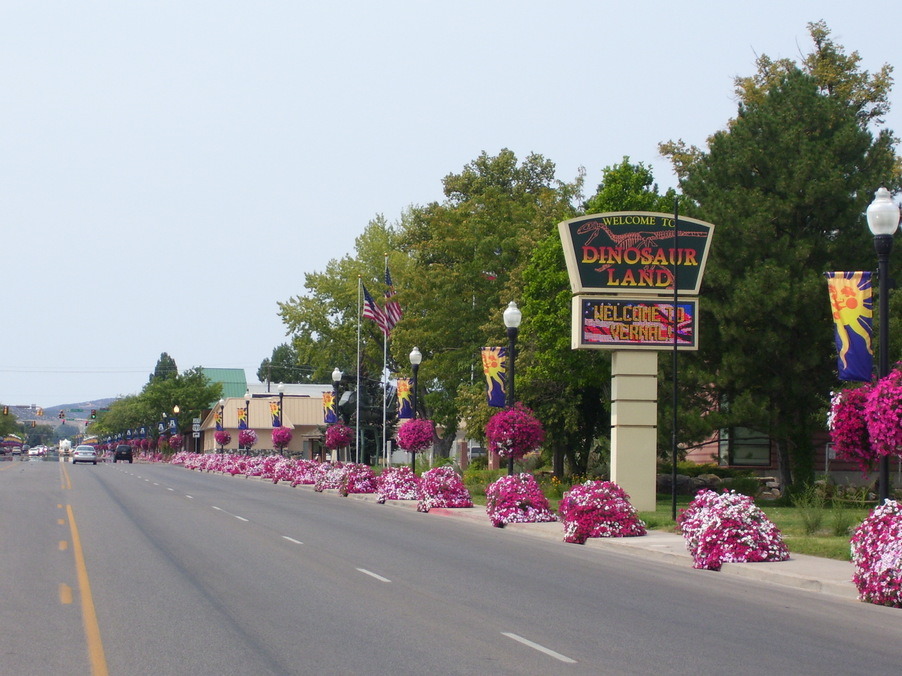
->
[[719, 427, 771, 467]]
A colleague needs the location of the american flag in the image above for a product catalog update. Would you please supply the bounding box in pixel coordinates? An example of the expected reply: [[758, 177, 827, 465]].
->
[[362, 283, 391, 336], [384, 267, 404, 329]]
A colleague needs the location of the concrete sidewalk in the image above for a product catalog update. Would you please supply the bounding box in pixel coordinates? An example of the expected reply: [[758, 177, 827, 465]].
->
[[349, 492, 860, 602]]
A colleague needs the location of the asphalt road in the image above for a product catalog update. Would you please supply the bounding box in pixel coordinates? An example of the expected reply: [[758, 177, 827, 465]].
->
[[1, 457, 900, 675]]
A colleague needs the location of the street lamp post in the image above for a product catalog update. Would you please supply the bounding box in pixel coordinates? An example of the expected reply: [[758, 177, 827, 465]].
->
[[276, 384, 284, 455], [332, 368, 342, 462], [217, 399, 225, 453], [409, 347, 422, 473], [503, 301, 522, 476], [867, 187, 901, 502]]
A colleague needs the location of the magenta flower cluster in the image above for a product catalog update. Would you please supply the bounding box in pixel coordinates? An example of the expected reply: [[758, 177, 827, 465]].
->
[[324, 423, 354, 450], [375, 466, 421, 502], [169, 434, 184, 451], [829, 387, 873, 472], [851, 499, 902, 607], [396, 418, 434, 453], [485, 473, 557, 528], [829, 365, 902, 471], [238, 429, 258, 449], [417, 466, 473, 512], [485, 403, 545, 460], [558, 480, 646, 544], [677, 489, 789, 571], [272, 426, 293, 451], [214, 430, 231, 447]]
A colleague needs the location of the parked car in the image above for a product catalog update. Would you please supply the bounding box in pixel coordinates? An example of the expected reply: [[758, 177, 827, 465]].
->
[[72, 445, 97, 465], [113, 444, 133, 463]]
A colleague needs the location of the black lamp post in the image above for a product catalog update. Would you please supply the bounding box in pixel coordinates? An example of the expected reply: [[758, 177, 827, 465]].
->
[[503, 301, 522, 476], [409, 346, 422, 473], [217, 399, 225, 453], [277, 383, 284, 454], [332, 368, 342, 462], [867, 187, 901, 502]]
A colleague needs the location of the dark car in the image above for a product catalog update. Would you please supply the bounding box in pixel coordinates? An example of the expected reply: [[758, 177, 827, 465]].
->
[[113, 444, 133, 463]]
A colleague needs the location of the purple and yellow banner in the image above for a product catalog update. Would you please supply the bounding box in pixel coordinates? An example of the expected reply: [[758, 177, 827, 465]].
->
[[397, 378, 413, 419], [826, 271, 873, 382], [270, 400, 282, 428], [215, 409, 223, 431], [481, 347, 507, 407], [323, 392, 337, 424], [237, 407, 248, 430]]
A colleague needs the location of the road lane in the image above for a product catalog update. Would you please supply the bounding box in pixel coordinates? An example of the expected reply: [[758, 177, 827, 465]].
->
[[4, 460, 902, 675]]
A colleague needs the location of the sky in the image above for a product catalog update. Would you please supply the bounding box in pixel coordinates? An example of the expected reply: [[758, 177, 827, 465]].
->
[[2, 1, 900, 407]]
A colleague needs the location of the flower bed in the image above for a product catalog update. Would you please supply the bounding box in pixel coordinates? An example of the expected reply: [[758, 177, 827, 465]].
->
[[485, 473, 557, 527], [851, 499, 902, 607], [375, 466, 420, 502], [677, 489, 789, 570], [417, 466, 473, 512], [558, 480, 646, 544]]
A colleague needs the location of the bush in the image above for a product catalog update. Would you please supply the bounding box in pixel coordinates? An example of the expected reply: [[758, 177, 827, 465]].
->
[[484, 474, 557, 527], [677, 489, 789, 571], [558, 480, 646, 544], [851, 499, 902, 607]]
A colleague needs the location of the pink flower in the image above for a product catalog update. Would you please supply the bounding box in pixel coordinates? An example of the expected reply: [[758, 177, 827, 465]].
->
[[214, 431, 231, 447], [829, 386, 874, 472], [238, 429, 258, 449], [852, 499, 902, 607], [396, 419, 434, 453], [324, 424, 354, 450], [485, 473, 557, 527], [485, 403, 545, 460], [864, 370, 902, 459], [559, 480, 646, 544], [417, 466, 473, 511], [272, 426, 293, 451]]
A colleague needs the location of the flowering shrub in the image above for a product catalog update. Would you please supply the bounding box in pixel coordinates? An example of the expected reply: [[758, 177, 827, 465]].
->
[[343, 464, 378, 495], [375, 466, 421, 502], [272, 426, 293, 453], [851, 499, 902, 607], [417, 466, 473, 512], [558, 480, 646, 544], [677, 489, 789, 571], [864, 369, 902, 459], [396, 418, 434, 453], [829, 386, 874, 472], [314, 462, 346, 492], [485, 473, 557, 527], [485, 403, 545, 460], [238, 428, 258, 450], [214, 430, 231, 448], [325, 424, 354, 450]]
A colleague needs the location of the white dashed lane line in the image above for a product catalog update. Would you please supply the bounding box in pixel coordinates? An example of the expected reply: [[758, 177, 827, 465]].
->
[[356, 568, 391, 583], [502, 633, 576, 664]]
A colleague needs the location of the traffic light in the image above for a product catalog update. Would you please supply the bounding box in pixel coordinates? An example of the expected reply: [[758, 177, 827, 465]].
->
[[91, 410, 97, 419]]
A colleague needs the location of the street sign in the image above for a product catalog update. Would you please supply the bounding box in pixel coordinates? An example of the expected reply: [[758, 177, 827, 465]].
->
[[192, 432, 200, 438]]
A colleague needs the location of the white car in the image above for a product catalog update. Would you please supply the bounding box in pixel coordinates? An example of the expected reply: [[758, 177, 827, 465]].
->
[[72, 445, 98, 465]]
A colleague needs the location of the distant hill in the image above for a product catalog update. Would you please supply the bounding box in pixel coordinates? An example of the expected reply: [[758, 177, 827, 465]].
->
[[10, 399, 119, 424]]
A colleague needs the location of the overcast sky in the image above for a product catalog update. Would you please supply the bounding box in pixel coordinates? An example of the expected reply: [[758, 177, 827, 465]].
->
[[2, 1, 900, 407]]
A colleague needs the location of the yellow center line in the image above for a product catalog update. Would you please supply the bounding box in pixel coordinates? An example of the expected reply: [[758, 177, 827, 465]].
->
[[60, 463, 72, 490], [66, 504, 109, 676], [60, 583, 73, 604]]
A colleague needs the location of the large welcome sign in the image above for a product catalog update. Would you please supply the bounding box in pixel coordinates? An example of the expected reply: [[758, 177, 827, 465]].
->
[[558, 212, 715, 295]]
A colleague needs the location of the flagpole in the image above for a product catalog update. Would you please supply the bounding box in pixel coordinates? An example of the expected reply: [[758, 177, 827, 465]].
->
[[382, 254, 389, 469], [356, 276, 362, 465]]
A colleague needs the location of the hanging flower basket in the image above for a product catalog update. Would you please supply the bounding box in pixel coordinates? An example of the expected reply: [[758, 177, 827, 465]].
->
[[485, 473, 557, 527], [238, 428, 258, 450], [169, 434, 184, 452], [829, 386, 874, 472], [214, 430, 231, 448], [485, 403, 545, 460], [396, 418, 434, 453], [324, 424, 354, 450], [272, 426, 293, 452], [864, 369, 902, 459]]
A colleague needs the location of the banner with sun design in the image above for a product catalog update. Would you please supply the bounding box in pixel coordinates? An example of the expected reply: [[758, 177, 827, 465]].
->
[[396, 378, 413, 419], [826, 271, 873, 382], [237, 407, 248, 430], [270, 400, 282, 428], [215, 408, 223, 431], [323, 392, 337, 424], [481, 347, 508, 407]]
